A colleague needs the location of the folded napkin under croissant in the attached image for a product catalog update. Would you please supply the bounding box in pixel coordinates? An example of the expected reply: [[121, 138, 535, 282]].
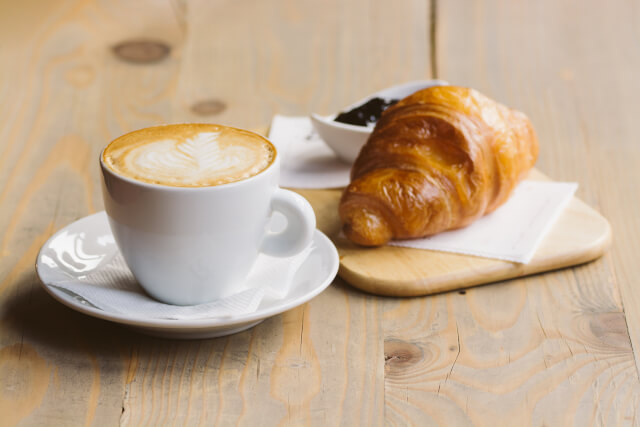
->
[[269, 114, 577, 264]]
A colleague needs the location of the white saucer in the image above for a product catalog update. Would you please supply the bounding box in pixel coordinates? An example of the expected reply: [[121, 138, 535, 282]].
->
[[35, 212, 339, 339]]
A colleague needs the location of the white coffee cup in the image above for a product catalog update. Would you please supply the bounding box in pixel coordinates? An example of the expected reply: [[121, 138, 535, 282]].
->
[[100, 129, 316, 306]]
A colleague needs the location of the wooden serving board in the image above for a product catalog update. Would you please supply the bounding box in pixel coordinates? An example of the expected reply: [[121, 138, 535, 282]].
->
[[293, 169, 611, 297]]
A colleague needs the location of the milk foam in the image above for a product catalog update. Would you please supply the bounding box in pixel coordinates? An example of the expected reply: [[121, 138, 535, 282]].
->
[[103, 125, 275, 187]]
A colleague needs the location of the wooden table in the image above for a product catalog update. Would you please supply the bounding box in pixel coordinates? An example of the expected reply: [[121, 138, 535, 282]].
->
[[1, 0, 639, 425]]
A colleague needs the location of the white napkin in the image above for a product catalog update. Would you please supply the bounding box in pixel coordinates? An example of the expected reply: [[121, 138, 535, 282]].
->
[[49, 245, 313, 320], [268, 115, 351, 188], [388, 181, 578, 263]]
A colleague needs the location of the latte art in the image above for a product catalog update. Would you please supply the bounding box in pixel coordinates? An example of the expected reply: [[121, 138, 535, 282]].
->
[[129, 132, 253, 183], [102, 124, 275, 187]]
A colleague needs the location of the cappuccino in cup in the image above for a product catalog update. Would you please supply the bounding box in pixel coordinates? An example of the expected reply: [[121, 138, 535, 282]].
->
[[100, 124, 315, 306], [102, 124, 275, 187]]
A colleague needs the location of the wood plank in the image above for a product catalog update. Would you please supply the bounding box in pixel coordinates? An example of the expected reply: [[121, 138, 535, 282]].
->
[[380, 0, 640, 424], [437, 0, 640, 371], [0, 0, 429, 424], [0, 0, 180, 424], [382, 275, 639, 426]]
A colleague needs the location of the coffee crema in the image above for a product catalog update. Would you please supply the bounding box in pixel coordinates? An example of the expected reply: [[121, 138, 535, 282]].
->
[[102, 124, 276, 187]]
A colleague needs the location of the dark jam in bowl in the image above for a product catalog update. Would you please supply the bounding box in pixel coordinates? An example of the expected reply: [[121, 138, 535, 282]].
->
[[334, 97, 398, 127]]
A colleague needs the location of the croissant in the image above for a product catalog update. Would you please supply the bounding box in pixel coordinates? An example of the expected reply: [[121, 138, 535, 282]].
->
[[339, 86, 539, 246]]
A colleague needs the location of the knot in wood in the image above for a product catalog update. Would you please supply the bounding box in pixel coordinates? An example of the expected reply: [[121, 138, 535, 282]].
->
[[191, 99, 227, 116], [588, 312, 631, 350], [384, 340, 423, 373], [112, 39, 171, 64]]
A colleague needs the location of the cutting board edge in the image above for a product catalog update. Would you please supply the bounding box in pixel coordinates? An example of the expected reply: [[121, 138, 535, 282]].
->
[[335, 195, 612, 297]]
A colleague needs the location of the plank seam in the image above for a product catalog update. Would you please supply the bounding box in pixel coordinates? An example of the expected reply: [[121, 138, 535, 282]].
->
[[429, 0, 439, 78], [592, 257, 640, 380]]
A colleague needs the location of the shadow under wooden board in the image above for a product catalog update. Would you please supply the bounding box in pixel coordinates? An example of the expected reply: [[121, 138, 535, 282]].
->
[[292, 169, 611, 297]]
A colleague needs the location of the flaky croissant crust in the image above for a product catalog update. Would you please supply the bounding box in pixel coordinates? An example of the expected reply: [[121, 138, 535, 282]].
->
[[339, 86, 539, 246]]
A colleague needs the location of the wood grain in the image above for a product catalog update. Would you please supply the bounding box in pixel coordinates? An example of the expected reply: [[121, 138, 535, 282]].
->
[[382, 279, 639, 426], [0, 0, 639, 425]]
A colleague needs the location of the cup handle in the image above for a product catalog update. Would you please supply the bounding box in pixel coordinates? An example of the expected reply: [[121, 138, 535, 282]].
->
[[261, 188, 316, 257]]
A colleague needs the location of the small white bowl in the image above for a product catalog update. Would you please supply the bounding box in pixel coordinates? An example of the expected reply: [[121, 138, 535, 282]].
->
[[310, 80, 449, 163]]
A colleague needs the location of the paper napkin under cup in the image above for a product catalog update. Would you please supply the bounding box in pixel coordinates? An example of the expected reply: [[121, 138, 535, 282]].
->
[[269, 115, 351, 189], [49, 245, 313, 320]]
